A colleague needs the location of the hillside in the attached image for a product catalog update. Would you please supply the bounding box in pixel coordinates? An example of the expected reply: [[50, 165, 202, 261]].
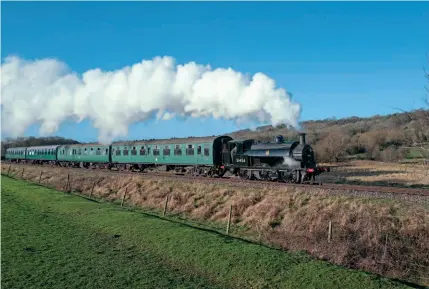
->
[[229, 109, 429, 162], [2, 109, 429, 163]]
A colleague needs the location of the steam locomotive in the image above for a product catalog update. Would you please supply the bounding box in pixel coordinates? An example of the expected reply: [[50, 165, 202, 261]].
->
[[219, 133, 329, 183]]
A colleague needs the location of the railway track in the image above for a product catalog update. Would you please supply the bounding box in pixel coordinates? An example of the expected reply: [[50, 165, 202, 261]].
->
[[3, 162, 429, 197]]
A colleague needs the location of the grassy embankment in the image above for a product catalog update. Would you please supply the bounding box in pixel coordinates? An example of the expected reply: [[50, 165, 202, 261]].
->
[[3, 164, 429, 287], [2, 176, 421, 289]]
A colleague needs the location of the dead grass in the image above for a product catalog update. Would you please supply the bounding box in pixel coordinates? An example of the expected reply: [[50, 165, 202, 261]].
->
[[2, 164, 429, 286], [319, 160, 429, 187]]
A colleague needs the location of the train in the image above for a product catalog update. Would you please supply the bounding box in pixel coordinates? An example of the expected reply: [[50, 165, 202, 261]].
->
[[4, 133, 329, 183]]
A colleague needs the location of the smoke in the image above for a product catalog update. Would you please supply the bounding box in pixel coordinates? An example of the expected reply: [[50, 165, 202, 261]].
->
[[1, 55, 301, 144], [283, 156, 300, 167]]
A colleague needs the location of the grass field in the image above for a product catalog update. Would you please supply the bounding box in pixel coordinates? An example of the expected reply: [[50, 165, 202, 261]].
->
[[1, 176, 419, 289], [319, 160, 429, 188]]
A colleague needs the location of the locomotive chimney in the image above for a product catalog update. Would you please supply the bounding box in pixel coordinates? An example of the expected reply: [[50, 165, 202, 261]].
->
[[299, 133, 306, 145]]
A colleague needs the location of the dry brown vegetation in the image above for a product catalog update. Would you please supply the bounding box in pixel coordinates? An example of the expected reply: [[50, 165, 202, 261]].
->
[[230, 109, 429, 163], [319, 160, 429, 187], [3, 164, 428, 286]]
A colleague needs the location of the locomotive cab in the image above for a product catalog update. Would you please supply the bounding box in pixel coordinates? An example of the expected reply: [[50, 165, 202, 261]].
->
[[221, 139, 254, 167]]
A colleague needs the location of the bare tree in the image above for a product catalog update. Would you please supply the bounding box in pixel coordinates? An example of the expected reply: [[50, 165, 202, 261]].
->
[[323, 130, 349, 162]]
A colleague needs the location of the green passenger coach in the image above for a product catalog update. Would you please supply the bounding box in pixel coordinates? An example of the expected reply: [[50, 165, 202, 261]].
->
[[5, 147, 27, 162], [111, 136, 232, 172], [57, 144, 111, 168], [26, 145, 59, 164]]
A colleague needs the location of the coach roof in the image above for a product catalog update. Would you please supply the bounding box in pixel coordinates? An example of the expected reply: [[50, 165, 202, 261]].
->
[[112, 135, 228, 146], [26, 145, 60, 150]]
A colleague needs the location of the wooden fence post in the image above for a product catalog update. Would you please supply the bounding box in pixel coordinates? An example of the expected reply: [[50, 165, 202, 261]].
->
[[121, 187, 128, 207], [38, 170, 43, 184], [328, 221, 332, 243], [21, 168, 25, 179], [7, 166, 11, 176], [65, 174, 70, 192], [163, 195, 170, 216], [382, 234, 388, 262], [89, 180, 97, 199], [226, 205, 232, 235]]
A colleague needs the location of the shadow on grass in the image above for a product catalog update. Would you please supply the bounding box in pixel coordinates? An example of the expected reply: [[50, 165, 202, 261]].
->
[[333, 178, 429, 190]]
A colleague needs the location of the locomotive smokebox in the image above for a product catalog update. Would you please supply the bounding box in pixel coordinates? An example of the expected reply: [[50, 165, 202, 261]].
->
[[299, 133, 306, 145]]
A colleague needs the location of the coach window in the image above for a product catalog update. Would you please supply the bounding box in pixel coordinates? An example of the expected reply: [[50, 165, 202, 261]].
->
[[204, 148, 210, 156], [174, 144, 182, 156], [131, 147, 137, 156], [197, 146, 202, 155], [147, 147, 151, 155], [96, 148, 101, 155], [116, 148, 121, 156], [140, 146, 146, 155], [123, 148, 129, 156], [105, 148, 109, 155], [153, 145, 160, 156], [163, 145, 170, 156], [186, 144, 194, 155]]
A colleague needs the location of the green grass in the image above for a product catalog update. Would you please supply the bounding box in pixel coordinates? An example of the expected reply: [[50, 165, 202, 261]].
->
[[1, 176, 417, 289]]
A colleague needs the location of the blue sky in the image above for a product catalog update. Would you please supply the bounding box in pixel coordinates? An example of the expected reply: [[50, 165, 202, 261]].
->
[[2, 1, 428, 142]]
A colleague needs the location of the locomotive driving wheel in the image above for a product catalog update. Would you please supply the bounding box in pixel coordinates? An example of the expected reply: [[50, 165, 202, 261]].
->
[[292, 170, 301, 183], [239, 169, 252, 180]]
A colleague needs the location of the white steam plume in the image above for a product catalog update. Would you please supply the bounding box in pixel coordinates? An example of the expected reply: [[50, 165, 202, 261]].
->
[[283, 156, 301, 167], [1, 55, 301, 144]]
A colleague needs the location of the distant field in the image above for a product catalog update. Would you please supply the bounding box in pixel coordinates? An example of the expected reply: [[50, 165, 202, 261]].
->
[[1, 176, 415, 289], [319, 160, 429, 188]]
